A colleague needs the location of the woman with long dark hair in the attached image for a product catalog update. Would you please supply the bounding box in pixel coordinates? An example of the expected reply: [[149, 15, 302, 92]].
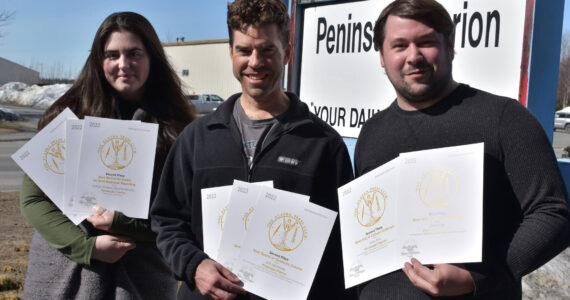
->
[[20, 12, 194, 299]]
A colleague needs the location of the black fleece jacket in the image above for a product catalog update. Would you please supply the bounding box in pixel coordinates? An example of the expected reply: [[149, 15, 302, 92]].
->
[[151, 92, 356, 299]]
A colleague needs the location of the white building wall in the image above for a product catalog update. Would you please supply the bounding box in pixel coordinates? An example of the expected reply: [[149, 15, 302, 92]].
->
[[0, 57, 40, 86], [164, 40, 241, 99]]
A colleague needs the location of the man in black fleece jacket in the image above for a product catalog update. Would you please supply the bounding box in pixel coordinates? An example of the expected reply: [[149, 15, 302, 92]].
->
[[150, 0, 355, 299], [355, 0, 570, 299]]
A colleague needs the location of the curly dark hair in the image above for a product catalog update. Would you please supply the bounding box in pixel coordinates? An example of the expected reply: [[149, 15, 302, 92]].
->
[[227, 0, 290, 46]]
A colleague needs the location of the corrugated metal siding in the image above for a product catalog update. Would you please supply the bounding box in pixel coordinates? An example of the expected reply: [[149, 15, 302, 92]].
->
[[164, 42, 242, 99]]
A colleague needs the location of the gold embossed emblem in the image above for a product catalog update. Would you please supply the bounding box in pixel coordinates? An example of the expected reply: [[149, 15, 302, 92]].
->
[[98, 136, 136, 170], [243, 206, 255, 231], [355, 187, 386, 227], [268, 213, 307, 252], [417, 167, 458, 208], [42, 138, 66, 174], [218, 204, 228, 231]]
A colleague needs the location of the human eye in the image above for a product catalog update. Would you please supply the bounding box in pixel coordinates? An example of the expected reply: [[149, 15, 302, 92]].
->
[[239, 48, 252, 55], [391, 43, 407, 51], [263, 46, 277, 55], [130, 50, 144, 58], [419, 39, 438, 47], [104, 51, 119, 60], [418, 34, 440, 47]]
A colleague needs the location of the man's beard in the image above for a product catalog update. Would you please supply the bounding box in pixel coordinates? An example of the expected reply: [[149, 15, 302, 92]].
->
[[391, 61, 453, 104]]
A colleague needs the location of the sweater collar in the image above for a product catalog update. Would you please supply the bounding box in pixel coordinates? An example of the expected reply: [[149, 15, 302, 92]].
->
[[390, 83, 469, 115]]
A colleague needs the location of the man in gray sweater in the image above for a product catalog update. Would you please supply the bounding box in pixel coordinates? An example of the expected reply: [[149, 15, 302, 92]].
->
[[354, 0, 570, 299]]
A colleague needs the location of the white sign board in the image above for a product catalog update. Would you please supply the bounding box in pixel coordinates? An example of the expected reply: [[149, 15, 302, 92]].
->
[[299, 0, 527, 137]]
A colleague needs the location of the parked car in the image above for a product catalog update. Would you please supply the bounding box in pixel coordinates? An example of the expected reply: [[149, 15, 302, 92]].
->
[[187, 94, 225, 114], [554, 110, 570, 132]]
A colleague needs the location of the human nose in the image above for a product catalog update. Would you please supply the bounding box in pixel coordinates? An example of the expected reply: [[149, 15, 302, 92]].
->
[[118, 54, 130, 69], [248, 49, 262, 68], [406, 44, 424, 64]]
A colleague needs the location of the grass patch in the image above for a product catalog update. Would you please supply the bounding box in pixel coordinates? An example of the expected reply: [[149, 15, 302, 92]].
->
[[0, 275, 19, 292], [0, 292, 20, 300]]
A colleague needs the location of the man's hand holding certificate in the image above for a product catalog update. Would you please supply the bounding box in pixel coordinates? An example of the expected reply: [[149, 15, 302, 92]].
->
[[338, 143, 484, 288], [202, 181, 337, 300]]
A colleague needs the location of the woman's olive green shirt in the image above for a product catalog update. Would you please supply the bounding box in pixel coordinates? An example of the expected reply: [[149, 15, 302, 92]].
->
[[19, 175, 156, 265]]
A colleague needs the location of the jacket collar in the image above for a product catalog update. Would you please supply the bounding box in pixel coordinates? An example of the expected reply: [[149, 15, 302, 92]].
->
[[205, 92, 313, 131]]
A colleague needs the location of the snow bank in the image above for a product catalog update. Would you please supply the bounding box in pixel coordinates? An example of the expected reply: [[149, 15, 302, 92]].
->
[[0, 82, 71, 108]]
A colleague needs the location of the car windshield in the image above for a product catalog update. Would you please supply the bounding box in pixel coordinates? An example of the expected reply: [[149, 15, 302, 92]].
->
[[210, 95, 224, 102], [188, 95, 199, 100]]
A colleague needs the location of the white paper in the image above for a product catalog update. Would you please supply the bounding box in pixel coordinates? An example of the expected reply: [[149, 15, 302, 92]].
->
[[397, 143, 483, 264], [202, 181, 273, 260], [11, 108, 78, 211], [338, 157, 401, 288], [63, 119, 89, 224], [201, 185, 233, 259], [71, 116, 158, 219], [233, 186, 337, 300], [337, 143, 484, 287], [217, 180, 299, 270]]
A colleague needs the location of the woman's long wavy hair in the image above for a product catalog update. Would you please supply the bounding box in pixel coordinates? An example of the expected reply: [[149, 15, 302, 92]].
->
[[39, 11, 195, 160]]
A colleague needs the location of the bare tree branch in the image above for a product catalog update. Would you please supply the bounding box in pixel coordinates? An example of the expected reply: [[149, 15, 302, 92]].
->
[[0, 10, 16, 38], [0, 11, 15, 23]]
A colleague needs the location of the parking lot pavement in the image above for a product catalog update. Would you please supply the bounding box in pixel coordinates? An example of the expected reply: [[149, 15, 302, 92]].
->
[[0, 138, 27, 191], [553, 130, 570, 158], [0, 104, 43, 192]]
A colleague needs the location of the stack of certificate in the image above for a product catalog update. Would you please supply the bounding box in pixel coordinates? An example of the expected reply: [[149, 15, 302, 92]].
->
[[12, 108, 158, 224], [202, 180, 337, 300], [338, 143, 484, 288]]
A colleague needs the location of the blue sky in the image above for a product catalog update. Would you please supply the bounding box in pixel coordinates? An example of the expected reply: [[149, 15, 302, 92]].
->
[[0, 0, 232, 78], [0, 0, 569, 78]]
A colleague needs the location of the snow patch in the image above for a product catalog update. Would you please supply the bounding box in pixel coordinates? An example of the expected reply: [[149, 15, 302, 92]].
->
[[0, 82, 71, 108]]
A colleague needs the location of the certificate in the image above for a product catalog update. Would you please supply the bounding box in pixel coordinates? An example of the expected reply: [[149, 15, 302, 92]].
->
[[64, 118, 140, 220], [233, 186, 337, 300], [217, 180, 291, 270], [338, 157, 401, 288], [71, 116, 158, 218], [201, 185, 232, 259], [201, 181, 273, 260], [337, 143, 484, 287], [11, 108, 78, 211], [397, 143, 483, 264], [63, 119, 89, 224]]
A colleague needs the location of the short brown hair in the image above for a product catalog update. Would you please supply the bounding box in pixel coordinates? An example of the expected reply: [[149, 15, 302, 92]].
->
[[227, 0, 291, 46], [373, 0, 455, 52]]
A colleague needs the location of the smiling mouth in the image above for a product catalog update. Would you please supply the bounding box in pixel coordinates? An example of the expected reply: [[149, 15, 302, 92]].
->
[[245, 73, 267, 81], [407, 68, 429, 75], [118, 74, 133, 80]]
